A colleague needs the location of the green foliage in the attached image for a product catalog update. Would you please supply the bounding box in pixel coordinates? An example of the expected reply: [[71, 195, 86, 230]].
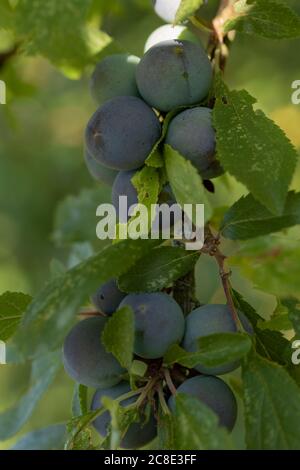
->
[[8, 239, 160, 362], [72, 384, 89, 417], [0, 291, 32, 341], [118, 247, 199, 293], [164, 333, 252, 368], [175, 0, 204, 24], [243, 353, 300, 449], [225, 0, 300, 40], [102, 306, 135, 370], [282, 297, 300, 337], [52, 187, 111, 246], [0, 351, 61, 441], [213, 76, 297, 215], [222, 192, 300, 240], [163, 394, 233, 450], [164, 144, 212, 222]]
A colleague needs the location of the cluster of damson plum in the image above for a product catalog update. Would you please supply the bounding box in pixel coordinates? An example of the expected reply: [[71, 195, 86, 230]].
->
[[84, 38, 223, 214], [63, 279, 252, 448], [62, 3, 238, 449]]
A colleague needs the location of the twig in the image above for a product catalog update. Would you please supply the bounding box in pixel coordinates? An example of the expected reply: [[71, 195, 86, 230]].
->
[[78, 308, 106, 318], [157, 385, 171, 415], [164, 369, 177, 396]]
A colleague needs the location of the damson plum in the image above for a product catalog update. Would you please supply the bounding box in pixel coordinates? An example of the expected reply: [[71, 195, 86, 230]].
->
[[91, 381, 157, 448], [136, 40, 212, 112], [91, 279, 126, 315], [84, 149, 118, 185], [63, 317, 124, 388], [90, 54, 140, 105], [183, 304, 253, 375], [152, 0, 181, 23], [165, 107, 223, 178], [119, 293, 185, 359], [85, 96, 161, 171], [168, 375, 237, 431], [111, 170, 138, 223]]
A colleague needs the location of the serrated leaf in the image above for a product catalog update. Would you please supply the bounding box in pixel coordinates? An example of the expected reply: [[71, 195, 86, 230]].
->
[[11, 424, 67, 450], [175, 0, 204, 24], [164, 333, 252, 368], [8, 239, 161, 362], [164, 144, 212, 222], [225, 0, 300, 39], [232, 290, 291, 365], [66, 408, 104, 450], [243, 352, 300, 449], [0, 351, 60, 441], [0, 291, 32, 341], [222, 192, 300, 240], [52, 187, 111, 246], [102, 306, 134, 370], [118, 247, 199, 293], [257, 315, 292, 332], [213, 77, 297, 215], [15, 0, 114, 74], [72, 384, 88, 417], [170, 394, 233, 450]]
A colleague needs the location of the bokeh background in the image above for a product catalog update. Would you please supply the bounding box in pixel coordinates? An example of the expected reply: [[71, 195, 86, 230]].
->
[[0, 0, 300, 449]]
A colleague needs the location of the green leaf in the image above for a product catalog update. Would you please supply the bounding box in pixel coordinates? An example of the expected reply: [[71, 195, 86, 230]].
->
[[222, 192, 300, 240], [0, 0, 14, 30], [132, 166, 160, 210], [164, 333, 252, 368], [175, 0, 204, 24], [213, 77, 297, 215], [225, 0, 300, 40], [15, 0, 114, 75], [164, 144, 212, 222], [118, 247, 199, 293], [157, 414, 175, 450], [170, 394, 233, 450], [0, 291, 32, 341], [102, 306, 135, 370], [11, 424, 67, 450], [66, 409, 103, 450], [8, 239, 161, 362], [282, 298, 300, 337], [72, 384, 88, 417], [243, 352, 300, 449], [232, 290, 291, 365], [0, 351, 60, 440], [52, 187, 111, 246]]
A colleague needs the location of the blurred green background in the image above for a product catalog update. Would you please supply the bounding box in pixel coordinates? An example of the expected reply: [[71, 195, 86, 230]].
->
[[0, 0, 300, 450]]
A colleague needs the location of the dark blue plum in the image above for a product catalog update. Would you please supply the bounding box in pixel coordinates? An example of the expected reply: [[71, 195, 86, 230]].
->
[[63, 317, 125, 388], [112, 170, 138, 223], [91, 381, 157, 448], [183, 304, 253, 375], [165, 107, 223, 178], [90, 54, 140, 105], [84, 149, 118, 185], [168, 375, 237, 431], [136, 40, 212, 112], [119, 293, 185, 359], [85, 96, 161, 171], [91, 279, 126, 315]]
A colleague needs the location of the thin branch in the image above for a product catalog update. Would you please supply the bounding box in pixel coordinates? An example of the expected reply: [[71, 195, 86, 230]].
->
[[164, 369, 177, 396]]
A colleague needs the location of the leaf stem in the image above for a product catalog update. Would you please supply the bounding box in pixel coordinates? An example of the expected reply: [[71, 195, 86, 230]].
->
[[164, 369, 177, 396], [158, 385, 171, 415]]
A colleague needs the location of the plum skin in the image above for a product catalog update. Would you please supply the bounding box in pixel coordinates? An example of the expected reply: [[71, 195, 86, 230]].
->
[[183, 304, 253, 375], [91, 381, 157, 448], [85, 96, 161, 171], [165, 106, 223, 179], [90, 54, 140, 106], [119, 292, 185, 359], [84, 149, 118, 185], [91, 279, 126, 316], [168, 375, 238, 431], [136, 40, 212, 112], [63, 317, 124, 388]]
